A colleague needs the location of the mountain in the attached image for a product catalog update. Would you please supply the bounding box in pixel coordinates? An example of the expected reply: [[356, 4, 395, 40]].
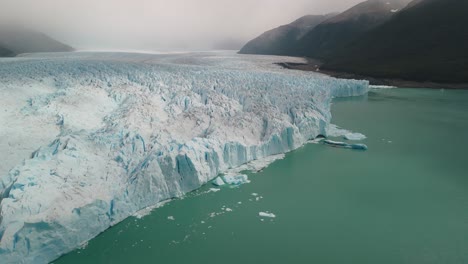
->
[[296, 0, 411, 59], [323, 0, 468, 83], [0, 27, 73, 56], [239, 14, 334, 56], [0, 46, 15, 57]]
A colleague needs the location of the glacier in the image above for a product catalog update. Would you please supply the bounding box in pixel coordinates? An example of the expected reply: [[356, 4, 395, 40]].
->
[[0, 51, 368, 263]]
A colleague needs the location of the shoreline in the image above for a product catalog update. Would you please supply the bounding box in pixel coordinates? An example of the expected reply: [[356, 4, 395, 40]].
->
[[276, 61, 468, 90]]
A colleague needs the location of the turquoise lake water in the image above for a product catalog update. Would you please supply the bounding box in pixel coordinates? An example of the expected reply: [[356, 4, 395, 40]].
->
[[55, 88, 468, 264]]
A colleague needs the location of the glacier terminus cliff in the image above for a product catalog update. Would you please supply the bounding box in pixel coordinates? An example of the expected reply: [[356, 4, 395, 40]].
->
[[0, 51, 368, 263]]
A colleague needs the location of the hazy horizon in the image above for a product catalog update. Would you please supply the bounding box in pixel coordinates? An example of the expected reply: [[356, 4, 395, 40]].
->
[[0, 0, 363, 51]]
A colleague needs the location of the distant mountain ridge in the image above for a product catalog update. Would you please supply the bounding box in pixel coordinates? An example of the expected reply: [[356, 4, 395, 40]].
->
[[239, 14, 335, 56], [323, 0, 468, 83], [240, 0, 410, 59], [0, 27, 74, 57], [240, 0, 468, 83], [296, 0, 411, 59], [0, 46, 15, 57]]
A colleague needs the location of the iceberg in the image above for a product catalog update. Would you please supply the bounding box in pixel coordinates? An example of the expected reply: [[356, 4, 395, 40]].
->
[[221, 174, 250, 186], [344, 133, 367, 141], [212, 173, 249, 186], [259, 212, 276, 218], [212, 177, 226, 186], [0, 51, 368, 263], [324, 140, 368, 150]]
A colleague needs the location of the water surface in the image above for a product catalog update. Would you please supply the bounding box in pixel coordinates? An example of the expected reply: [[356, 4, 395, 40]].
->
[[56, 88, 468, 264]]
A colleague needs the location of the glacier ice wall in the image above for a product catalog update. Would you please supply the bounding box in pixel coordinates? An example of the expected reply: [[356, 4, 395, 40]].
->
[[0, 51, 368, 263]]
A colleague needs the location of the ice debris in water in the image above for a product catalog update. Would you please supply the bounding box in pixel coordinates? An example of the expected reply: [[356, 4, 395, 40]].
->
[[167, 216, 175, 221], [212, 174, 249, 186], [327, 124, 366, 141], [222, 175, 250, 185], [324, 140, 368, 150], [344, 133, 367, 141], [0, 51, 368, 263], [212, 177, 226, 186], [259, 212, 276, 218]]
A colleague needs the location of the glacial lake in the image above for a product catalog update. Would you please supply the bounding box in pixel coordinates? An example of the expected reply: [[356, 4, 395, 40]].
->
[[55, 88, 468, 264]]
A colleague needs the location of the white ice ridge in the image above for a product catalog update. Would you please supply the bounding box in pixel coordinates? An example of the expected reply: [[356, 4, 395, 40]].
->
[[0, 51, 368, 263]]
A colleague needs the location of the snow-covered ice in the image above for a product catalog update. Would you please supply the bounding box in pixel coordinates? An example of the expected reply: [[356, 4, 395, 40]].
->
[[212, 174, 249, 186], [221, 174, 250, 185], [344, 133, 367, 141], [212, 177, 226, 186], [259, 212, 276, 218], [0, 51, 368, 263]]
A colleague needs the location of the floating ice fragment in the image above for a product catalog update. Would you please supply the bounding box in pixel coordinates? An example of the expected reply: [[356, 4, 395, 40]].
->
[[344, 133, 367, 141], [259, 212, 276, 218], [212, 177, 225, 186], [324, 140, 368, 151], [167, 216, 175, 221], [221, 174, 249, 185], [252, 193, 258, 196], [225, 208, 233, 212]]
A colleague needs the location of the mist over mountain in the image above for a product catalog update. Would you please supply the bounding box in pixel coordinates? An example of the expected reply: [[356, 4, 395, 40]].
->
[[239, 14, 335, 55], [240, 0, 468, 83], [0, 45, 15, 57], [324, 0, 468, 83], [241, 0, 411, 59], [0, 0, 367, 51], [296, 0, 411, 59], [0, 26, 73, 56]]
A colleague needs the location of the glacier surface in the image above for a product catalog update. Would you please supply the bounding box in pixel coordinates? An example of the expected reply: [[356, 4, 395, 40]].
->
[[0, 51, 368, 263]]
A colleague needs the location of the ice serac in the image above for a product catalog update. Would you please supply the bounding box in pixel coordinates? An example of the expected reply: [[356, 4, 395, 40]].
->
[[0, 51, 368, 263]]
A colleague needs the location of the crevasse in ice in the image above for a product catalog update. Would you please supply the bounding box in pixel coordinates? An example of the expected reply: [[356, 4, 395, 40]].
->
[[0, 51, 368, 263]]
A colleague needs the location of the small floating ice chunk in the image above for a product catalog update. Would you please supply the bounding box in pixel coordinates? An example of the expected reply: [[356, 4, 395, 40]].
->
[[208, 188, 221, 193], [225, 208, 233, 212], [344, 133, 367, 141], [259, 212, 276, 218], [251, 193, 258, 196], [324, 140, 368, 151], [212, 177, 225, 186], [167, 216, 175, 221], [222, 174, 249, 185]]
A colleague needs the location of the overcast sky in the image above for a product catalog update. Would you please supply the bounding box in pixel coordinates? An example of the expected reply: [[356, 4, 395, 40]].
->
[[0, 0, 363, 50]]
